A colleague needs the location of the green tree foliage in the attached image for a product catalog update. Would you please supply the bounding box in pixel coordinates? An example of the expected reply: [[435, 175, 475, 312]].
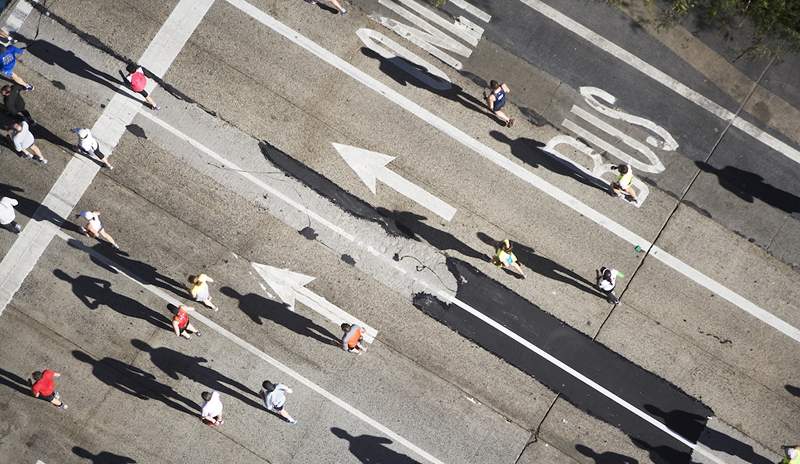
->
[[660, 0, 800, 56]]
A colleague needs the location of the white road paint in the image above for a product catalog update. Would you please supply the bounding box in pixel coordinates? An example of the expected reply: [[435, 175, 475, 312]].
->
[[252, 262, 379, 343], [55, 231, 444, 464], [519, 0, 800, 166], [334, 143, 457, 221], [0, 0, 216, 316], [447, 0, 492, 23], [438, 290, 728, 464], [134, 110, 356, 242], [225, 0, 800, 344], [382, 0, 483, 46], [3, 0, 33, 33]]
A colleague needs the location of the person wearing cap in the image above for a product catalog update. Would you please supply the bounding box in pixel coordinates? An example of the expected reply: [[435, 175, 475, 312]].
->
[[121, 64, 160, 110], [71, 128, 112, 170], [75, 210, 120, 249], [260, 380, 297, 424], [0, 196, 20, 233], [188, 273, 218, 311], [341, 323, 366, 354], [492, 239, 525, 278]]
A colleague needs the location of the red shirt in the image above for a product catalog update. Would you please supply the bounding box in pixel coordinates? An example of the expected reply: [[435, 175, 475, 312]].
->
[[129, 71, 147, 92], [31, 369, 55, 397], [173, 306, 189, 329], [345, 326, 364, 349]]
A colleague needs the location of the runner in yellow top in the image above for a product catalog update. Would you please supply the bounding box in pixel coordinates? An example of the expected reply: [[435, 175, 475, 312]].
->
[[610, 164, 638, 203], [492, 239, 526, 279]]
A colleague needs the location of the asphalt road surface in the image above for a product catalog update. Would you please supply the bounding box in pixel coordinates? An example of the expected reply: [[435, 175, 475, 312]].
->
[[0, 0, 797, 463]]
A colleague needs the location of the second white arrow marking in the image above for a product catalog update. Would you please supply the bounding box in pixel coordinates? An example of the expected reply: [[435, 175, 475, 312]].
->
[[333, 143, 457, 222], [252, 262, 379, 343]]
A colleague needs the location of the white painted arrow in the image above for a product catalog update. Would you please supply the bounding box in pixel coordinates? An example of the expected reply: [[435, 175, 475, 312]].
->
[[252, 262, 378, 343], [333, 143, 457, 222]]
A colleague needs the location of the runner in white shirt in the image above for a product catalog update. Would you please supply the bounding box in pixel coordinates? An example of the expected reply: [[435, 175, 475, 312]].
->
[[596, 266, 623, 304], [75, 210, 121, 249], [261, 380, 297, 424], [71, 128, 112, 170], [0, 196, 21, 233], [200, 391, 224, 426], [9, 120, 46, 164]]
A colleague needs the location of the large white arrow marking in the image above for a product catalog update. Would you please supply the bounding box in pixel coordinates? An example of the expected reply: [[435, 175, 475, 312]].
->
[[333, 143, 457, 221], [252, 262, 378, 343]]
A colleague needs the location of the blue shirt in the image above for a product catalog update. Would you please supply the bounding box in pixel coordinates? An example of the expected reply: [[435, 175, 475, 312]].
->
[[0, 46, 23, 77]]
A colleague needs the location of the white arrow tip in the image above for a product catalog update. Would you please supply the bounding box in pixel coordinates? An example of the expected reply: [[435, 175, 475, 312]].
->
[[251, 263, 316, 309], [332, 143, 395, 195]]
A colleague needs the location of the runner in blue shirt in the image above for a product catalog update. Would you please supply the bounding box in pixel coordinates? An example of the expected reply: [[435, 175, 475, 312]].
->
[[485, 80, 515, 127], [0, 45, 34, 91]]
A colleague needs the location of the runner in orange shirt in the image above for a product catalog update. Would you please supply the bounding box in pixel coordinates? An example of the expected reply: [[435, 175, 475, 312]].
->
[[172, 305, 201, 340], [340, 323, 365, 354]]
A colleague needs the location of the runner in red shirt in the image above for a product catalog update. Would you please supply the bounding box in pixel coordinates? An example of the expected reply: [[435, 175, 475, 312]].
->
[[172, 305, 201, 339], [30, 369, 67, 409], [121, 63, 160, 110], [340, 323, 366, 354]]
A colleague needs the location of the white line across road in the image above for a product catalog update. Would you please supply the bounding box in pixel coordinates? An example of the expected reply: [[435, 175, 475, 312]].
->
[[223, 0, 800, 344], [0, 0, 216, 315], [518, 0, 800, 166], [54, 230, 445, 464]]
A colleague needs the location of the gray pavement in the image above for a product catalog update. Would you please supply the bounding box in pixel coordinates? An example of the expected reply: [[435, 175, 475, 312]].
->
[[0, 0, 797, 463]]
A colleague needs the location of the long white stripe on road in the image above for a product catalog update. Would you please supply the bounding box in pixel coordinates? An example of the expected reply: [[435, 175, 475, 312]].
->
[[0, 0, 215, 315], [439, 290, 727, 464], [224, 0, 800, 344], [55, 230, 445, 464], [519, 0, 800, 166]]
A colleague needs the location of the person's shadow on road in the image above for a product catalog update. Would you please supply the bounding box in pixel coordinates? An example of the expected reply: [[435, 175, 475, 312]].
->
[[220, 286, 340, 347], [332, 427, 421, 464], [73, 446, 137, 463], [131, 338, 262, 410], [477, 232, 603, 297], [377, 208, 489, 262], [576, 444, 639, 463], [490, 130, 612, 194], [0, 182, 73, 230], [696, 161, 800, 215], [18, 36, 138, 103], [72, 350, 199, 417], [0, 367, 32, 396], [643, 404, 774, 464], [53, 269, 171, 330], [360, 47, 503, 124]]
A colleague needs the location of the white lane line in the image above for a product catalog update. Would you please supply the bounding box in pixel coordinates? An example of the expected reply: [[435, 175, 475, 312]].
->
[[0, 0, 216, 316], [519, 0, 800, 166], [134, 110, 355, 242], [224, 0, 800, 343], [439, 290, 728, 464], [54, 230, 445, 464], [3, 0, 34, 33], [448, 0, 491, 23]]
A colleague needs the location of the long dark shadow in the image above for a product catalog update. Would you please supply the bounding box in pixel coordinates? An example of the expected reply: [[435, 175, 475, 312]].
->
[[73, 446, 137, 464], [72, 350, 199, 417], [331, 427, 421, 464], [785, 384, 800, 397], [377, 208, 489, 262], [477, 232, 604, 297], [644, 404, 773, 464], [219, 286, 340, 347], [490, 130, 612, 194], [0, 182, 71, 230], [131, 339, 262, 410], [576, 443, 639, 463], [53, 269, 171, 330], [360, 47, 504, 124], [0, 367, 32, 395], [696, 161, 800, 215]]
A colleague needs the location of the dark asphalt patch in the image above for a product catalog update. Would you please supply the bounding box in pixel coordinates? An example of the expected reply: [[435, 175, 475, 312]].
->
[[341, 254, 356, 266], [259, 141, 404, 237], [413, 257, 713, 464]]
